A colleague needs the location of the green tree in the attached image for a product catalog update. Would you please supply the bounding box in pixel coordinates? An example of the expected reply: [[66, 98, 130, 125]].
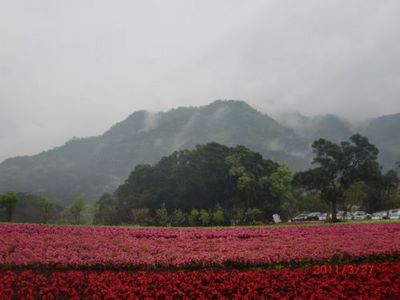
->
[[343, 182, 368, 213], [295, 134, 384, 221], [155, 203, 169, 226], [245, 207, 262, 224], [131, 208, 152, 226], [379, 170, 400, 210], [212, 204, 225, 226], [232, 208, 245, 225], [260, 164, 294, 218], [294, 190, 329, 214], [188, 209, 199, 226], [199, 209, 210, 226], [39, 198, 56, 224], [93, 193, 116, 225], [171, 209, 186, 226], [225, 149, 260, 208], [69, 197, 85, 224], [0, 192, 18, 222], [225, 146, 280, 209], [262, 164, 294, 199], [105, 143, 283, 224]]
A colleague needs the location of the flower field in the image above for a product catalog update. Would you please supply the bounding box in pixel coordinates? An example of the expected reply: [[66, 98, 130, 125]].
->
[[1, 224, 399, 269], [1, 223, 400, 299], [1, 263, 399, 299]]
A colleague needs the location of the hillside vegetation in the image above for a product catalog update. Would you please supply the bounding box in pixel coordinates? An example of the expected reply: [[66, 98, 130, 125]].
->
[[0, 100, 399, 203]]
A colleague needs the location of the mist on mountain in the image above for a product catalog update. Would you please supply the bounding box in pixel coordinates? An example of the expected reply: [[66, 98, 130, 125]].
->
[[0, 100, 398, 202]]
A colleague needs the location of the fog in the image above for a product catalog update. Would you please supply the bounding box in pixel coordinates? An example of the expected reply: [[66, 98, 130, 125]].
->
[[1, 0, 399, 161]]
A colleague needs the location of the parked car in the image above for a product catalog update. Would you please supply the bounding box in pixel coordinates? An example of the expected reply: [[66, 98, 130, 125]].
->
[[388, 209, 400, 220], [307, 212, 321, 221], [371, 211, 388, 220], [336, 211, 346, 220], [343, 212, 353, 221], [318, 213, 329, 221], [291, 214, 309, 222], [352, 211, 371, 220]]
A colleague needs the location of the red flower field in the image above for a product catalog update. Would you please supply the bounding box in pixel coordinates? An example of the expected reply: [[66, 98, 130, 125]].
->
[[1, 263, 399, 299], [1, 224, 399, 269], [1, 223, 399, 299]]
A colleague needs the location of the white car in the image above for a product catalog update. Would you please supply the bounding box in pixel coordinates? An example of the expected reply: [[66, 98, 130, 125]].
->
[[371, 211, 388, 220], [343, 212, 353, 221], [318, 213, 329, 221], [388, 209, 400, 220], [335, 211, 352, 220], [352, 211, 371, 220]]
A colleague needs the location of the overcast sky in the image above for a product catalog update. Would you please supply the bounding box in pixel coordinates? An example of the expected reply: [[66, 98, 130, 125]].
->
[[1, 0, 399, 161]]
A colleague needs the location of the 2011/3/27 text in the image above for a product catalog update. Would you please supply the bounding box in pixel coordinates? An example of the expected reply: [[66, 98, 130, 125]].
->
[[312, 264, 375, 275]]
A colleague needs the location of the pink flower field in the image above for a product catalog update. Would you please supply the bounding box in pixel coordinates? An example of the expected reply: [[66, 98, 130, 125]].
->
[[1, 223, 399, 269]]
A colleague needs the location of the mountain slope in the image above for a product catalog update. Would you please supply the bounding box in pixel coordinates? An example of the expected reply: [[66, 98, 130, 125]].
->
[[0, 100, 310, 202], [278, 112, 354, 142], [279, 112, 400, 170], [364, 113, 400, 169]]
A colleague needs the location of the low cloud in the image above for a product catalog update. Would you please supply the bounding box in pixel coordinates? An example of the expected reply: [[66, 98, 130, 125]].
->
[[1, 0, 399, 160]]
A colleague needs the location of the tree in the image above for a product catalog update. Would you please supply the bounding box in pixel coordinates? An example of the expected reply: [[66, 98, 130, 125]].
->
[[262, 164, 294, 200], [295, 134, 382, 221], [188, 209, 199, 226], [39, 198, 55, 224], [69, 197, 85, 224], [131, 208, 152, 226], [232, 208, 246, 225], [171, 209, 186, 226], [343, 182, 368, 218], [199, 209, 210, 226], [379, 170, 400, 210], [225, 149, 260, 208], [245, 207, 262, 224], [293, 190, 329, 215], [109, 143, 280, 223], [0, 192, 18, 222], [212, 204, 225, 226], [93, 193, 117, 225], [155, 203, 169, 226], [260, 164, 294, 219]]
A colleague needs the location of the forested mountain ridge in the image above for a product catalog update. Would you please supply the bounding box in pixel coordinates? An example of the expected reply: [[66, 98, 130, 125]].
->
[[0, 100, 310, 202], [0, 100, 399, 202]]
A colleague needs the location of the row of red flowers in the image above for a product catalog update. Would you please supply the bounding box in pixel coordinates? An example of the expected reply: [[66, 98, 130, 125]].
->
[[0, 263, 399, 300], [1, 224, 399, 268]]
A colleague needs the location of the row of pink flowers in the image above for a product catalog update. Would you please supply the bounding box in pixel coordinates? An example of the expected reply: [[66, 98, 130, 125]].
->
[[1, 263, 399, 299], [1, 224, 399, 268]]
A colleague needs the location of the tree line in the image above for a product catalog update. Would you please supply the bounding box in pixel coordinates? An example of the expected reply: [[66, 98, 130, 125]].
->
[[93, 142, 296, 225], [93, 136, 399, 225], [0, 193, 90, 225], [1, 135, 399, 226], [295, 134, 399, 221]]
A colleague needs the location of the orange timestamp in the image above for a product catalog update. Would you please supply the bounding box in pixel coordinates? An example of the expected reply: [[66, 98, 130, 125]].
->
[[311, 264, 375, 276]]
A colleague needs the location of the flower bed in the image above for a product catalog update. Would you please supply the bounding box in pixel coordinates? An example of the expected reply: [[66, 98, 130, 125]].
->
[[0, 263, 399, 299], [1, 224, 399, 269]]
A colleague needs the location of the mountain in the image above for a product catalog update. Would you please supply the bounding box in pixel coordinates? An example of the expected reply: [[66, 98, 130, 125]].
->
[[2, 100, 398, 202], [278, 112, 354, 142], [0, 100, 311, 202], [364, 113, 400, 170], [279, 112, 400, 170]]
